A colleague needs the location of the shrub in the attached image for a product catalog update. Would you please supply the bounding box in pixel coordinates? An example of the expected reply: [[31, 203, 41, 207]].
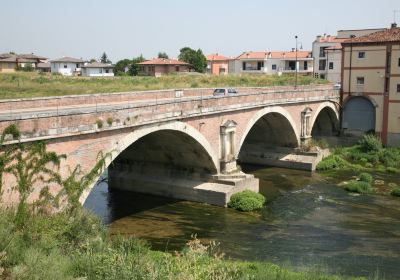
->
[[96, 119, 103, 129], [358, 134, 382, 153], [106, 117, 113, 127], [359, 172, 373, 183], [228, 190, 265, 212], [386, 167, 398, 174], [316, 155, 348, 171], [345, 181, 373, 194], [391, 188, 400, 197]]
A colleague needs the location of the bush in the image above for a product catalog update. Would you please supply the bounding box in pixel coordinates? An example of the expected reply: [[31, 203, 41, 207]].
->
[[358, 134, 382, 153], [106, 117, 113, 127], [96, 119, 103, 129], [345, 181, 373, 194], [316, 155, 348, 171], [228, 190, 265, 212], [359, 172, 373, 183], [386, 167, 398, 174], [391, 188, 400, 197]]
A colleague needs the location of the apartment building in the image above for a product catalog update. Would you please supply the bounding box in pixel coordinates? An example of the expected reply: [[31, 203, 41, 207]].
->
[[341, 24, 400, 146], [229, 50, 313, 75], [312, 28, 384, 82]]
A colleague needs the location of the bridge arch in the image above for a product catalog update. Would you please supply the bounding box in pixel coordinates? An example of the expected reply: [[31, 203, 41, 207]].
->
[[311, 101, 339, 137], [80, 121, 219, 203], [237, 106, 300, 159]]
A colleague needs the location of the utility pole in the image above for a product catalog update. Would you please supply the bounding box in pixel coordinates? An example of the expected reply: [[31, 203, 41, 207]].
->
[[295, 35, 298, 89]]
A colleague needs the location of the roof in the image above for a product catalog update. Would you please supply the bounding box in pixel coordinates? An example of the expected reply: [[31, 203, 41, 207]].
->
[[50, 56, 84, 63], [18, 58, 37, 63], [206, 53, 230, 61], [37, 62, 50, 68], [315, 35, 347, 43], [236, 51, 312, 60], [343, 26, 400, 44], [325, 44, 343, 51], [81, 62, 113, 68], [0, 53, 47, 61], [138, 58, 189, 65], [17, 54, 47, 60], [0, 56, 17, 62]]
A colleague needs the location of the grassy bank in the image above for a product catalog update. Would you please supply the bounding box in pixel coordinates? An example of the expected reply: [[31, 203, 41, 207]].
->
[[0, 208, 368, 280], [0, 72, 328, 99], [317, 135, 400, 196]]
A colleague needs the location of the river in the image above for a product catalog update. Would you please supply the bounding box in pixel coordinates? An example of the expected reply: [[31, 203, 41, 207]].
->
[[84, 165, 400, 279]]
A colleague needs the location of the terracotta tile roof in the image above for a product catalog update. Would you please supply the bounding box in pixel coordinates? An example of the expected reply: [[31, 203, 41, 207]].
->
[[206, 53, 230, 61], [236, 51, 312, 60], [82, 62, 113, 68], [138, 58, 189, 65], [315, 36, 347, 43], [49, 56, 84, 63], [343, 27, 400, 44], [325, 44, 343, 51]]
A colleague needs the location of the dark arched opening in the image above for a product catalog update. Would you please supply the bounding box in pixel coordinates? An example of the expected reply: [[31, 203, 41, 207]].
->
[[343, 97, 376, 134], [311, 107, 339, 137]]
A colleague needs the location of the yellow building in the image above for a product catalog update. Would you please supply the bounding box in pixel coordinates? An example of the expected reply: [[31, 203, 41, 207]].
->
[[341, 24, 400, 146]]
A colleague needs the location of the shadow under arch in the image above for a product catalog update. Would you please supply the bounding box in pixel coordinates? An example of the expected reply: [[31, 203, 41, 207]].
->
[[311, 102, 340, 137], [80, 121, 219, 204], [237, 107, 299, 165]]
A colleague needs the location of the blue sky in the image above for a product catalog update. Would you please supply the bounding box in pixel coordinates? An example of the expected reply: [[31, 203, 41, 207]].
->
[[1, 0, 399, 62]]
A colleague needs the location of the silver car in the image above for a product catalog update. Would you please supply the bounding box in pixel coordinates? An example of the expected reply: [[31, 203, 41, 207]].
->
[[213, 88, 238, 96]]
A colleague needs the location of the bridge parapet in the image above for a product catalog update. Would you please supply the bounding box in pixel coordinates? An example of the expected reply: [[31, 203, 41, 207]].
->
[[0, 85, 339, 143]]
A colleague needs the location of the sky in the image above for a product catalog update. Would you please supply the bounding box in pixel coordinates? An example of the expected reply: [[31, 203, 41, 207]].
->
[[1, 0, 399, 62]]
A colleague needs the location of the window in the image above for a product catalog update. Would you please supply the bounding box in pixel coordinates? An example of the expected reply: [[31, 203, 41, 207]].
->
[[319, 60, 326, 70], [272, 64, 277, 70], [175, 66, 180, 71], [356, 77, 365, 85], [304, 61, 308, 70], [398, 58, 400, 67], [257, 61, 264, 70], [76, 63, 79, 68], [329, 62, 334, 70], [319, 47, 327, 58], [397, 84, 400, 93], [105, 69, 109, 73], [358, 52, 366, 59], [242, 62, 246, 70], [64, 64, 67, 68]]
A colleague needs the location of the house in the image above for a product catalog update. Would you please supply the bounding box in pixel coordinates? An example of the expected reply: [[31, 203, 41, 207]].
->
[[81, 62, 114, 77], [50, 57, 84, 76], [312, 28, 384, 82], [137, 58, 190, 77], [206, 53, 230, 75], [0, 53, 47, 72], [229, 51, 313, 75], [36, 62, 51, 73], [341, 23, 400, 146]]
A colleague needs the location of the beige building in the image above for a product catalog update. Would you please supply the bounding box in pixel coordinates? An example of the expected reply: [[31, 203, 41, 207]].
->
[[0, 53, 47, 73], [206, 54, 230, 75], [341, 24, 400, 146], [138, 58, 190, 77]]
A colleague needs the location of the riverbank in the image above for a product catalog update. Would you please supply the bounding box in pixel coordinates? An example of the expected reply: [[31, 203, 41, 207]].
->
[[316, 135, 400, 196], [0, 207, 368, 280], [0, 72, 327, 99]]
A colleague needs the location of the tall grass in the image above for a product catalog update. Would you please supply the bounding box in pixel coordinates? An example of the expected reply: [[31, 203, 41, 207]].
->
[[0, 72, 328, 99]]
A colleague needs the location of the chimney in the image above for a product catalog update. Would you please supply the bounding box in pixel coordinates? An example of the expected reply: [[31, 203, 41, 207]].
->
[[391, 22, 397, 28]]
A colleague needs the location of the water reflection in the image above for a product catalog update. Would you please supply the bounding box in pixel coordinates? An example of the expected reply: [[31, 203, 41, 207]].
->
[[84, 166, 400, 279]]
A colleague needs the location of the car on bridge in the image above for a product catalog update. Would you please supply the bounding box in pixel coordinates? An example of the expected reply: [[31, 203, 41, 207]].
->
[[213, 88, 238, 97]]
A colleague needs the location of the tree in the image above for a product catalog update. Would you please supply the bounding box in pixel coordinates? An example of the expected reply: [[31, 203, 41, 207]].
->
[[114, 59, 132, 76], [158, 52, 169, 59], [178, 47, 207, 73], [100, 52, 111, 64], [128, 55, 145, 76], [89, 58, 97, 63]]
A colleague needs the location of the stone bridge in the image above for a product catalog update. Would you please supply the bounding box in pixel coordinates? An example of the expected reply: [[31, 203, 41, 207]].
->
[[0, 85, 340, 206]]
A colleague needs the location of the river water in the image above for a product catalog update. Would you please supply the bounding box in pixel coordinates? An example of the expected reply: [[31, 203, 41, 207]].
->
[[84, 165, 400, 279]]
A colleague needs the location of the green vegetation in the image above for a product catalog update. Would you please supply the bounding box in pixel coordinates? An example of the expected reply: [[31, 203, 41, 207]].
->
[[178, 47, 207, 73], [0, 71, 327, 99], [96, 119, 104, 129], [358, 172, 373, 184], [345, 181, 374, 194], [391, 187, 400, 197], [228, 190, 266, 212], [106, 117, 113, 127], [317, 135, 400, 174]]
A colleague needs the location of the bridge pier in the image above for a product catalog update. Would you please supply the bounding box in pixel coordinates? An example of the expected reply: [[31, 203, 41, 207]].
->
[[108, 161, 258, 207]]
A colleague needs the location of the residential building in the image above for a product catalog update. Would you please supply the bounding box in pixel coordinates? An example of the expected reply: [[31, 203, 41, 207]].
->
[[228, 51, 313, 75], [81, 62, 114, 77], [50, 57, 84, 76], [36, 62, 51, 73], [206, 53, 230, 75], [0, 53, 47, 72], [137, 58, 190, 77], [341, 23, 400, 146], [312, 28, 384, 82]]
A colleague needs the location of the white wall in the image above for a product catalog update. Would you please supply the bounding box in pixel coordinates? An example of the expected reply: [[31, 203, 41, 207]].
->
[[51, 62, 81, 76], [325, 50, 342, 83], [81, 67, 114, 77]]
